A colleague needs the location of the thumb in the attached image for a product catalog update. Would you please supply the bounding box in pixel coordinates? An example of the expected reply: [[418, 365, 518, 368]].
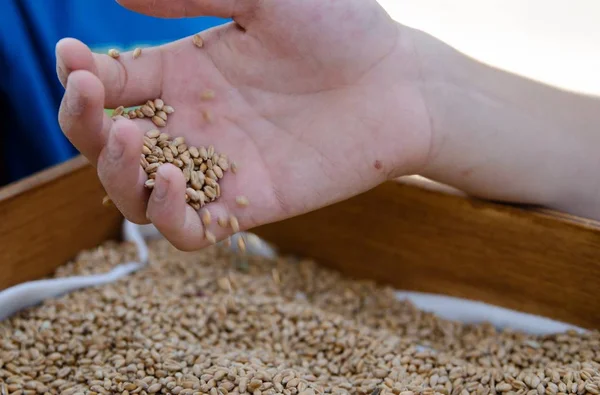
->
[[115, 0, 258, 23]]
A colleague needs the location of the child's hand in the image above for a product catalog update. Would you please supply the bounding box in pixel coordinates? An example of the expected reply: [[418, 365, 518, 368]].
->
[[56, 0, 432, 250]]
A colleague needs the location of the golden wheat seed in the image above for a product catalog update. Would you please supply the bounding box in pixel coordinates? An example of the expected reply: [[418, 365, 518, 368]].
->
[[204, 186, 216, 199], [145, 129, 160, 139], [142, 146, 152, 156], [197, 190, 207, 205], [182, 168, 191, 183], [202, 109, 213, 123], [201, 89, 215, 100], [181, 153, 192, 166], [135, 108, 144, 118], [141, 105, 155, 117], [205, 177, 217, 188], [133, 47, 142, 59], [235, 196, 250, 207], [186, 188, 200, 202], [237, 236, 246, 252], [188, 146, 199, 158], [192, 34, 204, 48], [145, 100, 156, 112], [217, 158, 229, 171], [145, 163, 161, 174], [231, 162, 238, 174], [190, 172, 203, 190], [217, 217, 228, 228], [152, 116, 166, 127], [108, 48, 120, 58], [143, 136, 155, 148], [156, 110, 167, 121], [213, 166, 224, 179], [163, 148, 174, 163], [144, 179, 155, 189], [102, 195, 113, 207], [198, 146, 208, 160], [201, 209, 212, 226], [205, 230, 216, 244], [154, 98, 164, 111], [163, 105, 175, 114], [173, 159, 185, 168], [113, 106, 125, 117], [229, 216, 240, 233], [206, 169, 217, 180], [158, 132, 170, 142]]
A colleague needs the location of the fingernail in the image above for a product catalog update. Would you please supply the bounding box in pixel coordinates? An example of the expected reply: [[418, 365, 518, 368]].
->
[[153, 172, 169, 201], [107, 127, 124, 160]]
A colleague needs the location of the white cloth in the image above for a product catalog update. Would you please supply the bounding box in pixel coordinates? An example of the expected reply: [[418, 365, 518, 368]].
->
[[0, 220, 586, 335]]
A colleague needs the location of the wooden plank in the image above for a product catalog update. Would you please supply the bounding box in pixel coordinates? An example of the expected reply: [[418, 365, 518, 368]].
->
[[253, 181, 600, 329], [0, 156, 123, 290]]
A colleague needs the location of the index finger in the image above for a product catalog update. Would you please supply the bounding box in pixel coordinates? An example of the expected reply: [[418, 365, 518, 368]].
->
[[56, 37, 164, 109]]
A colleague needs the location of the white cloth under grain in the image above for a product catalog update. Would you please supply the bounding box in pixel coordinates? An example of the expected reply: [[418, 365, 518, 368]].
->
[[0, 221, 586, 335]]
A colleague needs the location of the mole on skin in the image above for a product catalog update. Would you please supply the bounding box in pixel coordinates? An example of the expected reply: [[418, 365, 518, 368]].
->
[[373, 160, 382, 170]]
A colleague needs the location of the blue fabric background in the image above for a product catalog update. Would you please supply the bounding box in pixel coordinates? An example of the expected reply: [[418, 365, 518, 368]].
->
[[0, 0, 228, 186]]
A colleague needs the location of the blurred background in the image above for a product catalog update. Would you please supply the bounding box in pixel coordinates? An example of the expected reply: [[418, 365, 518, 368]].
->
[[380, 0, 600, 95], [0, 0, 228, 187]]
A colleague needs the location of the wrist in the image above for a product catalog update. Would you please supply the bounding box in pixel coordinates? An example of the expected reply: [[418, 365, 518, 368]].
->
[[398, 25, 600, 221], [377, 22, 434, 180]]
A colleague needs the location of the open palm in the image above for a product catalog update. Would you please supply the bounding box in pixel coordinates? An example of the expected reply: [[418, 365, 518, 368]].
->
[[57, 0, 432, 250]]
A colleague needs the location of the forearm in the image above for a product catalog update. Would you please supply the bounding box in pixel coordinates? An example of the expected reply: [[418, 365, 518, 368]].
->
[[403, 24, 600, 219]]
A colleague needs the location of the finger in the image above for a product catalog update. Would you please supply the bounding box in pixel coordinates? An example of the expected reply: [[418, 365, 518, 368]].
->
[[97, 119, 150, 224], [56, 37, 163, 108], [116, 0, 258, 23], [146, 164, 206, 251], [58, 70, 110, 165], [56, 38, 98, 88]]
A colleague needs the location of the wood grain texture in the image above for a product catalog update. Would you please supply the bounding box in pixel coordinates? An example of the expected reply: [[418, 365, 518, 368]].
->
[[253, 181, 600, 329], [2, 156, 599, 329], [0, 156, 123, 290]]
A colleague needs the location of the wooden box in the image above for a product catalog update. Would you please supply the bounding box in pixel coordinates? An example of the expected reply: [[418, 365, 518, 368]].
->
[[1, 156, 599, 329]]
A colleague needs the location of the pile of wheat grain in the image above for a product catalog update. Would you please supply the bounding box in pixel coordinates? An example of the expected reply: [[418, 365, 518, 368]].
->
[[140, 131, 239, 212], [1, 239, 599, 395]]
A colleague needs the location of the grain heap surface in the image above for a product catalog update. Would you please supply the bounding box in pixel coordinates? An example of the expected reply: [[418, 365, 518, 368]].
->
[[1, 239, 599, 395]]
